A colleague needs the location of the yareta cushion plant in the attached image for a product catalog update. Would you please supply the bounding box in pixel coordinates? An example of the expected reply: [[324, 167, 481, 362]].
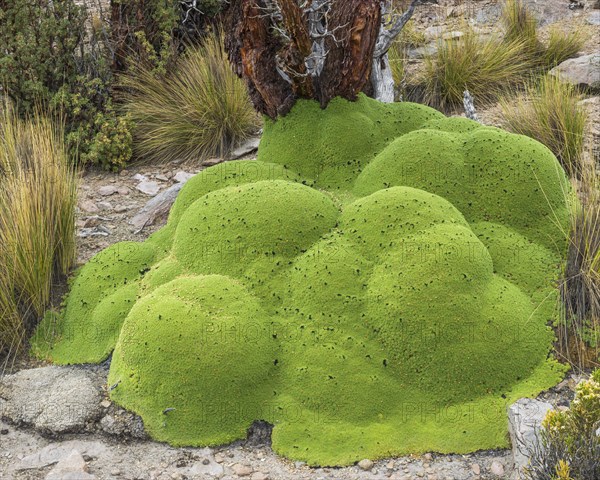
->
[[32, 94, 571, 466]]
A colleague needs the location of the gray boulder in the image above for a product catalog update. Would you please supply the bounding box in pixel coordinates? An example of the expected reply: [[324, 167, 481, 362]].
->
[[0, 366, 102, 434], [550, 54, 600, 91], [508, 398, 553, 479]]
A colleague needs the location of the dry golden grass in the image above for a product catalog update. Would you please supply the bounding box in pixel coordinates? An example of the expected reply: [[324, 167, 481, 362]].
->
[[500, 75, 587, 177], [0, 101, 77, 359], [422, 29, 535, 111], [121, 28, 260, 164], [559, 163, 600, 370]]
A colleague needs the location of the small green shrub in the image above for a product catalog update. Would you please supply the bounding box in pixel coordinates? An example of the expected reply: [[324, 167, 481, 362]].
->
[[422, 29, 534, 110], [0, 0, 133, 170], [500, 75, 587, 177], [525, 369, 600, 480], [0, 102, 77, 358], [121, 28, 260, 164]]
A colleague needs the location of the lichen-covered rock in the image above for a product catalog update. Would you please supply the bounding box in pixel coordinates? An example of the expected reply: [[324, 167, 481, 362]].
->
[[0, 367, 102, 433], [32, 94, 571, 466]]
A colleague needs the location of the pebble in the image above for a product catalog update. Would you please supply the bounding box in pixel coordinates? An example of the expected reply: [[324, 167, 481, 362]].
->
[[117, 186, 130, 195], [490, 460, 505, 477], [0, 429, 8, 435], [80, 200, 100, 213], [98, 201, 112, 210], [471, 463, 481, 475], [232, 463, 253, 477], [173, 171, 195, 183], [155, 174, 169, 182], [358, 459, 374, 471], [98, 185, 118, 196], [136, 180, 161, 196], [250, 473, 269, 480], [114, 205, 128, 213], [110, 469, 121, 476], [386, 460, 395, 469], [214, 453, 225, 463], [423, 453, 433, 461], [100, 400, 111, 409]]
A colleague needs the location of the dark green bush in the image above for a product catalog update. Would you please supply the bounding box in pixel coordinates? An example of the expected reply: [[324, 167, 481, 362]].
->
[[0, 0, 132, 170]]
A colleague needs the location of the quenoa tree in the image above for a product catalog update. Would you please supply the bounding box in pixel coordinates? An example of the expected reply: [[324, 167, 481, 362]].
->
[[224, 0, 427, 118]]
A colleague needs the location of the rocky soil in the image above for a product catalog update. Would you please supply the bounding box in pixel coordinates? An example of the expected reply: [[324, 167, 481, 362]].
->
[[1, 0, 599, 479]]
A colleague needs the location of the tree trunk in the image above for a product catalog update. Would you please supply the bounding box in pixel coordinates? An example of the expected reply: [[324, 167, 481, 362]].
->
[[224, 0, 381, 119]]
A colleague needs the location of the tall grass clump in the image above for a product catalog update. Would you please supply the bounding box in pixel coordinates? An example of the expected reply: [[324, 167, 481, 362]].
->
[[501, 0, 540, 53], [422, 29, 533, 110], [542, 26, 587, 69], [0, 102, 77, 360], [501, 0, 587, 70], [500, 75, 587, 177], [121, 28, 260, 164], [558, 164, 600, 369]]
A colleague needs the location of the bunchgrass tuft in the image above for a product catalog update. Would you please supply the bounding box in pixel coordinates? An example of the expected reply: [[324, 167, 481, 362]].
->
[[121, 28, 260, 164], [559, 162, 600, 369], [500, 75, 587, 177], [542, 25, 587, 69], [422, 29, 534, 111], [501, 0, 540, 53], [0, 101, 77, 361]]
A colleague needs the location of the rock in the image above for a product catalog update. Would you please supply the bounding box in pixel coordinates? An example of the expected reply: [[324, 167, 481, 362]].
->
[[250, 473, 269, 480], [587, 11, 600, 24], [490, 460, 505, 477], [99, 411, 146, 439], [98, 185, 118, 196], [471, 463, 481, 475], [358, 459, 374, 471], [508, 398, 553, 476], [442, 31, 464, 41], [80, 200, 99, 214], [114, 205, 128, 213], [173, 171, 195, 183], [423, 453, 433, 461], [0, 367, 102, 434], [132, 173, 147, 182], [97, 201, 112, 210], [408, 43, 438, 59], [100, 400, 111, 409], [117, 187, 130, 195], [180, 449, 224, 477], [45, 450, 96, 480], [17, 441, 107, 470], [154, 173, 169, 182], [230, 136, 261, 159], [130, 183, 184, 231], [202, 158, 223, 167], [549, 54, 600, 91], [232, 463, 253, 476], [424, 26, 444, 40], [135, 180, 161, 196]]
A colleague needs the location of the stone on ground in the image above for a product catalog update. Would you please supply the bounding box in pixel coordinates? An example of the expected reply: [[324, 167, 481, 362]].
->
[[0, 366, 101, 434]]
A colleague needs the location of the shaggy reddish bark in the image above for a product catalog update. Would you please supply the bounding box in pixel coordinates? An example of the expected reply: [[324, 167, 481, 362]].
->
[[224, 0, 382, 118]]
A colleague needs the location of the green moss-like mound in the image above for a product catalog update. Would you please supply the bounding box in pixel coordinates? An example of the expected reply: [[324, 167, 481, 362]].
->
[[33, 94, 571, 465]]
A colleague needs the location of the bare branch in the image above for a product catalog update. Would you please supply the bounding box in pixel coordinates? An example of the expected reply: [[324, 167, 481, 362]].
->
[[374, 0, 425, 58]]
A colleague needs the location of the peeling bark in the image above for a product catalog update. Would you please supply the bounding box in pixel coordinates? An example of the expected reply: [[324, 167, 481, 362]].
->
[[224, 0, 381, 118]]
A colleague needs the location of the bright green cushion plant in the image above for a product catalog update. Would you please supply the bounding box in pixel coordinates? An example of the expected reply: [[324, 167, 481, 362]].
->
[[32, 94, 571, 466]]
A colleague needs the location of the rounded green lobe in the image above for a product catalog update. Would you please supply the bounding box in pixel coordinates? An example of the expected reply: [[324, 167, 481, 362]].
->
[[33, 94, 571, 465]]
